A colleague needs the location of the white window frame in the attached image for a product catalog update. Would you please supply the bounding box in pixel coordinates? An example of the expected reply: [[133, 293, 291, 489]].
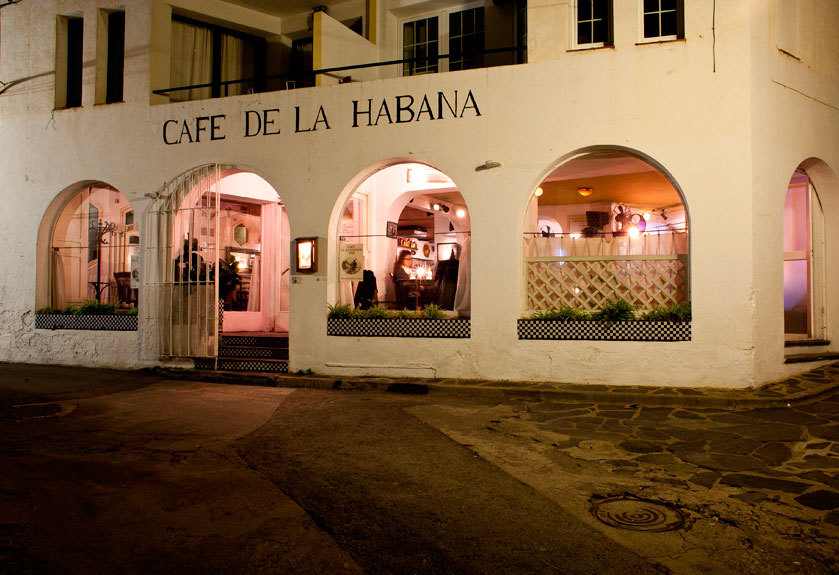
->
[[637, 0, 682, 44], [571, 0, 610, 50], [398, 1, 484, 76]]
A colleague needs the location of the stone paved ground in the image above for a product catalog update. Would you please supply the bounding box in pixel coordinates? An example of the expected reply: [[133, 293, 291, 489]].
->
[[409, 389, 839, 574]]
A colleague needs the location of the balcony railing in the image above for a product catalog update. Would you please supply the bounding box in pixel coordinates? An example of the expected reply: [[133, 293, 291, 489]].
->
[[152, 46, 526, 100]]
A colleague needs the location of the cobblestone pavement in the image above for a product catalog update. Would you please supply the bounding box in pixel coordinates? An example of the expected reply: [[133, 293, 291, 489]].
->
[[408, 389, 839, 574]]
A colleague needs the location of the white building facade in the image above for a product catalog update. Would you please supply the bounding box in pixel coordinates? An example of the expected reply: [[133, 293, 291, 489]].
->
[[0, 0, 836, 388]]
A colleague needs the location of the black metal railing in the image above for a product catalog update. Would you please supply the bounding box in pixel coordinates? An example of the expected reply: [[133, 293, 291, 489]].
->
[[153, 45, 526, 99]]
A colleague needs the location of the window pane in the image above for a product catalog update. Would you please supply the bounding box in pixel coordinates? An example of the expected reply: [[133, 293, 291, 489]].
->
[[417, 20, 427, 44], [403, 23, 414, 46], [578, 22, 591, 44], [784, 260, 809, 334], [643, 0, 659, 14], [450, 13, 461, 36], [592, 0, 606, 20], [593, 19, 606, 43], [578, 0, 591, 21], [661, 10, 677, 36], [644, 13, 659, 38], [661, 0, 676, 10]]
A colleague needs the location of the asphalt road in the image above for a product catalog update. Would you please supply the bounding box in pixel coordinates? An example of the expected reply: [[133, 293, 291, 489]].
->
[[1, 364, 836, 574], [235, 390, 664, 575]]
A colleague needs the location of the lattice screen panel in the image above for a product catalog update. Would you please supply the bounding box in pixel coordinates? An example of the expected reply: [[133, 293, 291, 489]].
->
[[525, 255, 688, 312]]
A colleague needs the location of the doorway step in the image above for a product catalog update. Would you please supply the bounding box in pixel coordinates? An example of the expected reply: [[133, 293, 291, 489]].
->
[[193, 333, 289, 373]]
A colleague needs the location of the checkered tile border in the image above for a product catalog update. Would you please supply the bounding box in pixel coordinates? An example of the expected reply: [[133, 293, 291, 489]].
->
[[35, 314, 138, 332], [517, 319, 690, 341], [327, 318, 471, 339], [193, 358, 288, 373]]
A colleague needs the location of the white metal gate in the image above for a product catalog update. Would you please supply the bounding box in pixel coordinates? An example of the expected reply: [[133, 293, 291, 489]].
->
[[143, 165, 228, 360]]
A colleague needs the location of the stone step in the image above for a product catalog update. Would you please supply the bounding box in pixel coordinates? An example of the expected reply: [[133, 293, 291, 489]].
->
[[220, 335, 289, 348], [784, 339, 831, 348], [193, 357, 288, 373], [218, 346, 289, 360], [784, 352, 839, 364]]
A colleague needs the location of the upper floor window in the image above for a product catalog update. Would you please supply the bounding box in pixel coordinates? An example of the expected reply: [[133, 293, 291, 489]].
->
[[56, 15, 83, 108], [574, 0, 612, 48], [641, 0, 684, 41], [170, 15, 266, 101], [401, 5, 485, 76], [105, 11, 125, 103]]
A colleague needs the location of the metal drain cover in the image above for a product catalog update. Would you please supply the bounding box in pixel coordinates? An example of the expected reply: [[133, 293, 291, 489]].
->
[[0, 403, 63, 421], [591, 496, 686, 532]]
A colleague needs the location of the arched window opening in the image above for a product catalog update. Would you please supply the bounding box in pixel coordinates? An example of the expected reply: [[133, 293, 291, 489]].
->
[[50, 184, 139, 310], [147, 167, 289, 359], [523, 151, 689, 315], [783, 170, 825, 340], [337, 163, 471, 314]]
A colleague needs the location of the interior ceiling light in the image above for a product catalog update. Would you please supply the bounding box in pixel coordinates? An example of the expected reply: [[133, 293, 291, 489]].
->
[[642, 211, 651, 221], [534, 187, 543, 197], [577, 187, 594, 197], [456, 208, 466, 218], [432, 203, 441, 211]]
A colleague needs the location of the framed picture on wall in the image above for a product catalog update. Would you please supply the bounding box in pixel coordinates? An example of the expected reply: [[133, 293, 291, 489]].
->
[[386, 221, 397, 238]]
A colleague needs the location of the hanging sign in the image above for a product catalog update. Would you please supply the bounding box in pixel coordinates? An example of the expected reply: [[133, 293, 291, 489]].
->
[[339, 243, 364, 282]]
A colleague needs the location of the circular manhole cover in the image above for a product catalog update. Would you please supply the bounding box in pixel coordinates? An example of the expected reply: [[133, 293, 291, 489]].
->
[[0, 403, 63, 421], [590, 496, 686, 532]]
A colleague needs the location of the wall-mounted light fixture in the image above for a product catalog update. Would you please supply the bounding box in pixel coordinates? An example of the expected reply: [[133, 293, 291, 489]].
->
[[534, 187, 543, 197], [475, 161, 502, 172], [295, 237, 318, 273]]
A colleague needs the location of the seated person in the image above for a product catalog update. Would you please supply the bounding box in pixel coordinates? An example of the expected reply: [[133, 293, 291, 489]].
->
[[393, 250, 413, 281], [392, 250, 414, 308]]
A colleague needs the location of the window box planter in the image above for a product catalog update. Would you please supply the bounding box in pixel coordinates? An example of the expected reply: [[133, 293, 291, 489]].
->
[[35, 313, 138, 332], [517, 319, 690, 342], [327, 317, 470, 339]]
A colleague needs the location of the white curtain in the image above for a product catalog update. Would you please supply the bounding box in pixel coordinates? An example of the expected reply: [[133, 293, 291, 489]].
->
[[523, 232, 689, 258], [220, 34, 244, 97], [454, 236, 471, 314], [261, 202, 282, 331], [170, 21, 212, 101], [51, 249, 67, 309]]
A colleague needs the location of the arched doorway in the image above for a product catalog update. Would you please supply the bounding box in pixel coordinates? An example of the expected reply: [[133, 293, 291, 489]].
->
[[145, 165, 289, 369], [783, 169, 825, 340], [523, 150, 690, 315], [334, 162, 471, 315]]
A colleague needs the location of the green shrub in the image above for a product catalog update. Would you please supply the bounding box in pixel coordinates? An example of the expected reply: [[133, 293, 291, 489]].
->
[[593, 299, 635, 323], [528, 307, 591, 321], [63, 304, 80, 315], [395, 309, 420, 319], [126, 307, 139, 316], [641, 302, 691, 322], [327, 303, 353, 318], [420, 304, 446, 319], [77, 301, 118, 315], [358, 305, 390, 319]]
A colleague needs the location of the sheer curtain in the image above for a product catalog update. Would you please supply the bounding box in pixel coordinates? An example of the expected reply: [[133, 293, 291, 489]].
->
[[454, 236, 471, 315], [261, 202, 281, 331], [51, 249, 67, 309], [220, 34, 244, 97], [170, 21, 212, 101]]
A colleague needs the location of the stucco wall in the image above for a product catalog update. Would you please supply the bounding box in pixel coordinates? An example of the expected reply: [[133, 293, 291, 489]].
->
[[748, 0, 839, 384], [0, 0, 835, 386]]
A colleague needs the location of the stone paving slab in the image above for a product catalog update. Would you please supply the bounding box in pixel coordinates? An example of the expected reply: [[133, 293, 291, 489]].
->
[[153, 361, 839, 410]]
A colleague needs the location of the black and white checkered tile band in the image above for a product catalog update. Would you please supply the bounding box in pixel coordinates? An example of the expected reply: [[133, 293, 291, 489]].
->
[[328, 318, 471, 339], [517, 320, 690, 342], [35, 314, 138, 332]]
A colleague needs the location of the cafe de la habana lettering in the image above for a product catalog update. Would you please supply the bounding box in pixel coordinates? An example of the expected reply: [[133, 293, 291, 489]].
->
[[162, 90, 481, 145]]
